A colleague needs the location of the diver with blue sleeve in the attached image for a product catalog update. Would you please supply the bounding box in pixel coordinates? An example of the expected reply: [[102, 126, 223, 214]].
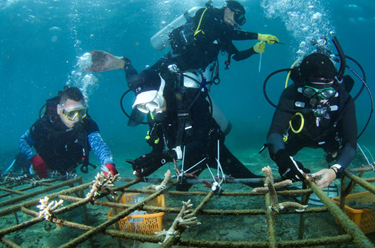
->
[[19, 87, 118, 178], [264, 37, 365, 189]]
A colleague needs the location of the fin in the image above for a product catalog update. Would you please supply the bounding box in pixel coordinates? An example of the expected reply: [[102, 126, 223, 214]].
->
[[125, 159, 134, 165], [83, 50, 125, 72], [127, 109, 146, 127], [4, 159, 16, 174]]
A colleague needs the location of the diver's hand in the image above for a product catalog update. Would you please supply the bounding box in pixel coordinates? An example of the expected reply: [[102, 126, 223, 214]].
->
[[315, 168, 337, 189], [258, 33, 279, 45], [274, 149, 310, 181], [253, 42, 266, 53], [30, 155, 49, 179], [101, 163, 118, 177], [126, 151, 174, 178]]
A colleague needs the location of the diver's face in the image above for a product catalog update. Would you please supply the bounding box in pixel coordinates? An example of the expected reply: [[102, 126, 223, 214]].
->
[[58, 99, 86, 128], [224, 8, 236, 27]]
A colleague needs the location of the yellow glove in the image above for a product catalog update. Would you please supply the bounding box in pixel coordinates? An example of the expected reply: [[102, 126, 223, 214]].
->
[[253, 42, 266, 53], [258, 33, 280, 45]]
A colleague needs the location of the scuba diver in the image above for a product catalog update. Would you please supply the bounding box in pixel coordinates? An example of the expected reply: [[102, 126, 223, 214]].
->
[[265, 38, 361, 189], [19, 87, 118, 179], [82, 1, 280, 127], [126, 69, 263, 191], [149, 0, 279, 73]]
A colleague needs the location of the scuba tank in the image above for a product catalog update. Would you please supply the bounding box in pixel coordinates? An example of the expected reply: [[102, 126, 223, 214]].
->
[[150, 7, 201, 51], [209, 98, 232, 135]]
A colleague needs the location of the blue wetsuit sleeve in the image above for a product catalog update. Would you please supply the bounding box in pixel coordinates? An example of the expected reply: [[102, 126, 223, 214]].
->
[[88, 131, 114, 165], [19, 129, 37, 160]]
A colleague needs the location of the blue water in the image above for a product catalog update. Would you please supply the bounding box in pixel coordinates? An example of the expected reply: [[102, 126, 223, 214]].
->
[[1, 0, 374, 173]]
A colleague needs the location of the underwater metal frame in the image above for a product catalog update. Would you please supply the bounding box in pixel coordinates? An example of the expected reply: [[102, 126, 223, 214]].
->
[[0, 166, 374, 248]]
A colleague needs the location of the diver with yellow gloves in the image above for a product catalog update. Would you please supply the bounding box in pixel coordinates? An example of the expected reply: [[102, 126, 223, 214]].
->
[[265, 37, 361, 189], [149, 0, 279, 73]]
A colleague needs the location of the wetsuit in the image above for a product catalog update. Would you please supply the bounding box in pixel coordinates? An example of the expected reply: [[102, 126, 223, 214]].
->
[[267, 83, 357, 170], [19, 116, 114, 174], [131, 72, 262, 190], [150, 7, 259, 72]]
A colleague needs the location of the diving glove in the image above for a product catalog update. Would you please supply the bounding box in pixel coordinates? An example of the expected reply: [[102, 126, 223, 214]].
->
[[30, 155, 48, 179], [274, 149, 310, 181], [258, 33, 280, 45], [101, 163, 118, 177], [253, 42, 266, 53], [127, 151, 176, 178]]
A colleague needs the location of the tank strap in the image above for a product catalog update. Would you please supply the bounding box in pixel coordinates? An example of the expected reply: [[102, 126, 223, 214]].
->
[[194, 8, 208, 36]]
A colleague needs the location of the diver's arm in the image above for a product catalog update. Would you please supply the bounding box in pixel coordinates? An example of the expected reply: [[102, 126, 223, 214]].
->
[[232, 30, 259, 40], [88, 131, 114, 165], [336, 98, 358, 170], [232, 47, 257, 61], [224, 41, 257, 61], [266, 88, 295, 157], [316, 97, 357, 188], [19, 129, 37, 160], [267, 133, 285, 158]]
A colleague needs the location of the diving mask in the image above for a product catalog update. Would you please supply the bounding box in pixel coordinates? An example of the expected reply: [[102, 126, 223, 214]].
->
[[133, 74, 166, 114], [302, 86, 336, 100], [62, 106, 88, 121], [136, 93, 166, 113], [233, 10, 246, 26]]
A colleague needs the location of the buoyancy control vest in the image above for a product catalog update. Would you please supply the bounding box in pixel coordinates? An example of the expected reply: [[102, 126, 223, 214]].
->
[[38, 93, 95, 173]]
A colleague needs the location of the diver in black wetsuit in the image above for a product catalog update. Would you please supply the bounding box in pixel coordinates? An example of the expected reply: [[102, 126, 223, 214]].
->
[[150, 0, 279, 73], [267, 53, 357, 188], [122, 1, 280, 126], [127, 70, 263, 191]]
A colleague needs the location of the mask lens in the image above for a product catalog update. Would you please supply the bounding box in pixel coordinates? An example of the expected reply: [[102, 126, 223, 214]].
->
[[303, 86, 336, 99], [234, 11, 246, 26], [63, 107, 87, 121], [321, 88, 336, 98], [136, 97, 163, 114], [145, 102, 159, 112], [302, 87, 316, 98]]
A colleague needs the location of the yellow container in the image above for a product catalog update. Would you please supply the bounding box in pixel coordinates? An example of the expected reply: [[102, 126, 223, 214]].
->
[[332, 191, 375, 234], [107, 193, 165, 235]]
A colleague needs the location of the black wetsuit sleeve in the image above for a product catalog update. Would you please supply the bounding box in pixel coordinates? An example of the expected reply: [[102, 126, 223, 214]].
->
[[225, 31, 258, 61], [336, 97, 357, 169], [231, 46, 257, 61], [232, 30, 258, 40], [267, 87, 295, 157]]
